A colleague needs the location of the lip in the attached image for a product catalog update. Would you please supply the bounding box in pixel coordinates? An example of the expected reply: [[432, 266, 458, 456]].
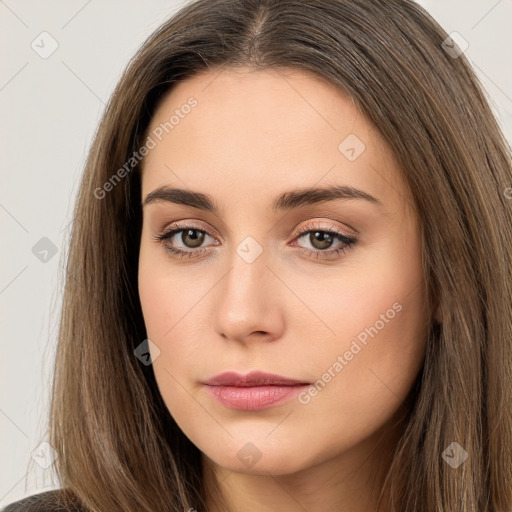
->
[[203, 371, 310, 387], [202, 371, 311, 411]]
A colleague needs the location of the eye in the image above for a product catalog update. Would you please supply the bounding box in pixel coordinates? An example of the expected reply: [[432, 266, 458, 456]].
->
[[153, 223, 218, 259], [292, 224, 357, 260]]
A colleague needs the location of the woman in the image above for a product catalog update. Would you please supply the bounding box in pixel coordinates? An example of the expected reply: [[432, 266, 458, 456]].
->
[[4, 0, 512, 510]]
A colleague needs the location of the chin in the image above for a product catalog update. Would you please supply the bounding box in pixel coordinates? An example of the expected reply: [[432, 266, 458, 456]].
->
[[201, 436, 315, 476]]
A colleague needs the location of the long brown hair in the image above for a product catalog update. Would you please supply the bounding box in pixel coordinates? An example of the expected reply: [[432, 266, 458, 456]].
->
[[41, 0, 512, 510]]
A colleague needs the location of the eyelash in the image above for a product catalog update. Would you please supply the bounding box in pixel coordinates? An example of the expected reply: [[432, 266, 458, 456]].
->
[[152, 222, 357, 261]]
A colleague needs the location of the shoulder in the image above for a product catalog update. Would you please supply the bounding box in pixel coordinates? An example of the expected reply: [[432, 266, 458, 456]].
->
[[2, 489, 86, 512]]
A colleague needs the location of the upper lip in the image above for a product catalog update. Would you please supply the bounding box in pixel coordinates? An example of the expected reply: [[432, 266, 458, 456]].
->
[[202, 371, 310, 387]]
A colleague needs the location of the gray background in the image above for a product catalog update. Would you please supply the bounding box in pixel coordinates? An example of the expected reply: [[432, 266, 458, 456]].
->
[[1, 0, 511, 506]]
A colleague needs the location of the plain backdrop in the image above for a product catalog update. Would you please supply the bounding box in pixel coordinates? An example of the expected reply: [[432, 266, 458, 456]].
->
[[1, 0, 511, 507]]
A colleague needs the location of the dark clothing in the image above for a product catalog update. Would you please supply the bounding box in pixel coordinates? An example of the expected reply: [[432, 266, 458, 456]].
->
[[2, 490, 86, 512]]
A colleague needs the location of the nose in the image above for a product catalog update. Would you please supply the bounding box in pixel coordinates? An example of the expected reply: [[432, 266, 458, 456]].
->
[[212, 245, 285, 344]]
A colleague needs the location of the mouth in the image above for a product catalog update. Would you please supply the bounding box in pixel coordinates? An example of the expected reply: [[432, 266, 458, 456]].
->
[[202, 371, 311, 411]]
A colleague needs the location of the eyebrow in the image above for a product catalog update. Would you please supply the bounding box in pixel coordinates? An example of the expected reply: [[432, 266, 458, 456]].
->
[[141, 184, 383, 213]]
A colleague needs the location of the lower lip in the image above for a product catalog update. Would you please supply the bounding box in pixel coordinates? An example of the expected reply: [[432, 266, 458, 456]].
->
[[205, 385, 308, 411]]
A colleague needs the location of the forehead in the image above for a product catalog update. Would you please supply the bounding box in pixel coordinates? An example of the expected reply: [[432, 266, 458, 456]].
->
[[140, 66, 413, 213]]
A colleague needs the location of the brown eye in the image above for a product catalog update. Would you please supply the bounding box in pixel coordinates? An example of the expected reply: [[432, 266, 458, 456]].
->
[[308, 231, 335, 250], [293, 225, 357, 260], [180, 229, 206, 248], [154, 224, 217, 259]]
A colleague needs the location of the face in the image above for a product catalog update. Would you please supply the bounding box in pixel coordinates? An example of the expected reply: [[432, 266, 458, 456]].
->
[[138, 66, 428, 476]]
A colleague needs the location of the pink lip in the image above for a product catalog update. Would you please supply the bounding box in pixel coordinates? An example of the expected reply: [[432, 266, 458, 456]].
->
[[203, 371, 309, 387], [202, 371, 310, 411]]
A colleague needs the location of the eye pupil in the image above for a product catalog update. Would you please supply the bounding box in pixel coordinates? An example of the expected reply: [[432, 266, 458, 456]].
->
[[310, 231, 333, 250], [182, 229, 205, 248]]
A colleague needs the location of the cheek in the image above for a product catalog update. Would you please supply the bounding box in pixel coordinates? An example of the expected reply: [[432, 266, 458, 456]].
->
[[138, 260, 205, 431], [282, 270, 427, 459], [289, 232, 425, 360], [137, 250, 217, 392], [138, 244, 208, 339], [290, 265, 426, 385], [138, 266, 170, 342], [285, 227, 427, 415]]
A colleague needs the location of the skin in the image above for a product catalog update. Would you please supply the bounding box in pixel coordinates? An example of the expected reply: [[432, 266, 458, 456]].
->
[[138, 66, 430, 512]]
